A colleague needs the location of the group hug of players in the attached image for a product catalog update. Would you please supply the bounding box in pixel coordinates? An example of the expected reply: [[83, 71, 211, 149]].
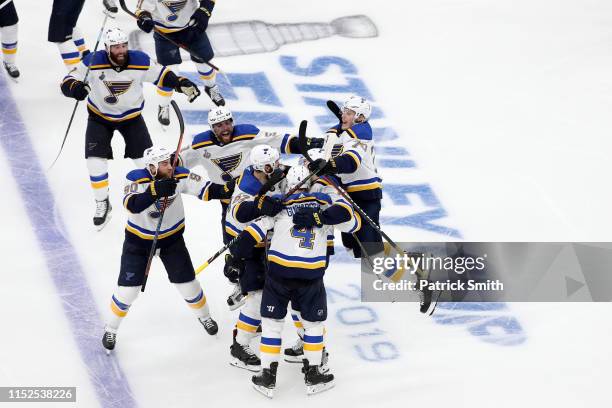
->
[[48, 0, 385, 399]]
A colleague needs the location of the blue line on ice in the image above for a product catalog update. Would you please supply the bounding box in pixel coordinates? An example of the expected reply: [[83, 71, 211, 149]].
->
[[0, 74, 138, 407]]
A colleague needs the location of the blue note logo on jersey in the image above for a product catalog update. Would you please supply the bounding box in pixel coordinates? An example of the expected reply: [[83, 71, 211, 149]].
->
[[212, 153, 242, 174], [103, 80, 133, 105], [162, 0, 188, 22], [149, 196, 177, 218], [331, 143, 344, 157]]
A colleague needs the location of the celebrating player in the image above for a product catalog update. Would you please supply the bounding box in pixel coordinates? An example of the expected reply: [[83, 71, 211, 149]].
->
[[134, 0, 224, 125], [102, 146, 233, 353], [309, 95, 383, 258], [60, 27, 200, 230]]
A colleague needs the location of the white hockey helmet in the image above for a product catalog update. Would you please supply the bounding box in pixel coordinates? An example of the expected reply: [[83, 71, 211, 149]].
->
[[208, 106, 233, 126], [250, 144, 280, 174], [144, 146, 172, 176], [298, 148, 326, 167], [285, 165, 312, 192], [342, 95, 371, 121], [104, 28, 128, 49]]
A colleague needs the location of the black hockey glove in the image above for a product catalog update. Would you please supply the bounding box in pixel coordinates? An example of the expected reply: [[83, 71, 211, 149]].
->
[[192, 0, 215, 32], [136, 10, 155, 33], [257, 195, 284, 217], [175, 77, 201, 102], [223, 253, 243, 283], [306, 137, 325, 149], [72, 81, 90, 101], [150, 178, 178, 198], [293, 207, 325, 228], [308, 158, 338, 175]]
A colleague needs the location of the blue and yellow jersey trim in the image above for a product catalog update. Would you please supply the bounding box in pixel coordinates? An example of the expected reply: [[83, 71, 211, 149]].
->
[[342, 149, 363, 168], [87, 100, 144, 122], [236, 167, 263, 196], [260, 337, 282, 354], [345, 177, 382, 192], [224, 221, 241, 238], [346, 122, 373, 140], [154, 66, 171, 87], [267, 250, 327, 270], [279, 133, 294, 153], [237, 312, 261, 334], [126, 219, 185, 240], [303, 334, 324, 352], [245, 223, 266, 243]]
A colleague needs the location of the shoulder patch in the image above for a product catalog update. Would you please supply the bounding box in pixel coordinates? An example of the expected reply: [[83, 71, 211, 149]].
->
[[347, 122, 373, 141], [126, 168, 152, 183], [87, 50, 110, 68], [237, 167, 262, 196], [174, 166, 190, 178], [127, 50, 151, 68], [233, 124, 260, 136], [192, 130, 215, 149]]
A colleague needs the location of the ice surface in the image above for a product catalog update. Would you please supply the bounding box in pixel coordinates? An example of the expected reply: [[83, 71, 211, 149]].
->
[[0, 1, 611, 407]]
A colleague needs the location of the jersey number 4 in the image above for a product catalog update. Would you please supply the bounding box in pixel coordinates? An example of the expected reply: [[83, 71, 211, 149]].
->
[[290, 226, 316, 250]]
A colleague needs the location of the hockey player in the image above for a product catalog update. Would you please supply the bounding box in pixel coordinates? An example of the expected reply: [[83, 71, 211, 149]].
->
[[102, 146, 233, 353], [308, 95, 383, 258], [134, 0, 224, 125], [60, 27, 200, 230], [241, 165, 361, 397], [179, 106, 324, 307], [0, 0, 18, 78], [224, 144, 286, 371]]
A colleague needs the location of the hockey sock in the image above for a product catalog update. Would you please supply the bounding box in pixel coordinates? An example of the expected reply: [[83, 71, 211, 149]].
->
[[302, 321, 325, 366], [195, 62, 216, 87], [57, 39, 81, 70], [235, 290, 262, 345], [72, 27, 89, 57], [86, 157, 109, 201], [260, 317, 284, 368], [174, 279, 210, 319], [0, 24, 18, 64], [290, 309, 305, 339], [107, 286, 141, 331]]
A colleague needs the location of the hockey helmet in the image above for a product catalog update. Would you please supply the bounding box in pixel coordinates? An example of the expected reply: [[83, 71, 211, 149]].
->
[[342, 95, 371, 121], [208, 106, 233, 126], [104, 28, 128, 49], [298, 147, 326, 167], [144, 146, 172, 176], [250, 144, 280, 175], [285, 165, 312, 192]]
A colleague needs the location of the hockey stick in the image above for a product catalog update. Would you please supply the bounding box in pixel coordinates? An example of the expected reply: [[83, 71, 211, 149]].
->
[[118, 0, 220, 72], [194, 122, 326, 274], [49, 12, 110, 170], [141, 100, 185, 292]]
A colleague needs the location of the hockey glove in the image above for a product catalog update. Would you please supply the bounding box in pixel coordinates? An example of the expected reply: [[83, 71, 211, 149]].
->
[[192, 0, 215, 32], [150, 178, 178, 198], [306, 137, 326, 149], [175, 77, 201, 102], [293, 207, 325, 228], [136, 10, 155, 33], [72, 81, 90, 101], [103, 0, 119, 16], [223, 253, 243, 283], [308, 158, 338, 175], [257, 195, 284, 217]]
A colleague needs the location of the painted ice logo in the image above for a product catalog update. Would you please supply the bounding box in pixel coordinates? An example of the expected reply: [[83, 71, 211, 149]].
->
[[212, 153, 242, 173], [102, 80, 132, 104], [162, 0, 188, 22]]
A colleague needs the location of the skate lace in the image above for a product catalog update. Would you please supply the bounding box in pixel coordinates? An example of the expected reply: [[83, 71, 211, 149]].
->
[[241, 343, 256, 357], [208, 85, 222, 102], [4, 62, 17, 71], [292, 338, 304, 352], [94, 200, 108, 217], [159, 105, 170, 118], [104, 331, 116, 343]]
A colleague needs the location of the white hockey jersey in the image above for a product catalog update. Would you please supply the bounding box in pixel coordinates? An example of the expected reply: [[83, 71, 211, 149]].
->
[[327, 121, 382, 197], [243, 187, 361, 280], [181, 124, 297, 185], [137, 0, 200, 33], [122, 166, 214, 245], [63, 50, 170, 122]]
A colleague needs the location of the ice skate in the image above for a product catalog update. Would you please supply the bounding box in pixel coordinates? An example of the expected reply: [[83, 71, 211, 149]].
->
[[251, 362, 277, 398], [303, 360, 335, 395], [198, 316, 218, 335], [93, 198, 112, 231], [229, 329, 261, 371], [102, 329, 116, 355], [204, 84, 225, 106]]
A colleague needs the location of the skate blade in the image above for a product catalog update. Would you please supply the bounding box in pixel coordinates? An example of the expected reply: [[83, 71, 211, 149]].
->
[[252, 384, 274, 399], [283, 355, 304, 364], [229, 359, 261, 372], [420, 290, 442, 316], [227, 299, 246, 311], [95, 211, 113, 232], [306, 380, 335, 396]]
